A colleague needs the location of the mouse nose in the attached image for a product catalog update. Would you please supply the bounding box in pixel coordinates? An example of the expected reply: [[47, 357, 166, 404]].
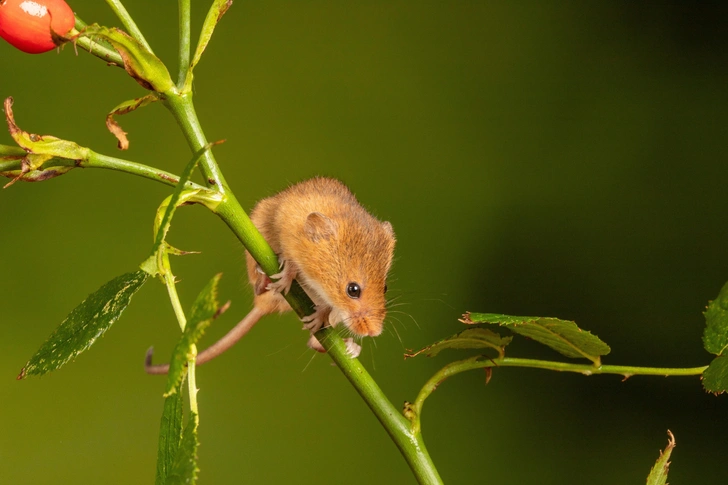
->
[[348, 314, 383, 337]]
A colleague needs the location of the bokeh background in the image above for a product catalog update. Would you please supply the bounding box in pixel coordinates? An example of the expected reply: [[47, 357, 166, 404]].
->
[[2, 1, 727, 483]]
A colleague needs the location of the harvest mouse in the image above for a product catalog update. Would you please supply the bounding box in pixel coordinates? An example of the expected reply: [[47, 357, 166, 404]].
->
[[145, 177, 396, 374]]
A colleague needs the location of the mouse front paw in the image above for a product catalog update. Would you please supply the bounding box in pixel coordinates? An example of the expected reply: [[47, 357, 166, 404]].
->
[[301, 305, 330, 333]]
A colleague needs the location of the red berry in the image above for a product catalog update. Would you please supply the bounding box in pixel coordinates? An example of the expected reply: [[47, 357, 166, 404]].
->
[[0, 0, 75, 54]]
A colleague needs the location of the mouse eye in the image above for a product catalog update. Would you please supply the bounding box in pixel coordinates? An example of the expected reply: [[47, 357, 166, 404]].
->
[[383, 284, 388, 294], [346, 282, 361, 299]]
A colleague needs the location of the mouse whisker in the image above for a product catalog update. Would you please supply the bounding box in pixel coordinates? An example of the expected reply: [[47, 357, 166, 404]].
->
[[388, 309, 420, 330], [301, 349, 319, 372]]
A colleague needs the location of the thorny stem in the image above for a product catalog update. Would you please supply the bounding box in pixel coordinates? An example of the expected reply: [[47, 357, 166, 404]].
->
[[409, 356, 709, 434], [104, 0, 153, 53], [72, 17, 124, 67]]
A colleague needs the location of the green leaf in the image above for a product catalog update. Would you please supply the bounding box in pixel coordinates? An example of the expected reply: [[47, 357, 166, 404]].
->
[[78, 25, 175, 93], [4, 98, 89, 161], [18, 270, 149, 378], [405, 328, 512, 359], [165, 413, 199, 485], [2, 98, 89, 187], [646, 431, 676, 485], [702, 355, 728, 394], [165, 274, 226, 396], [155, 384, 184, 485], [462, 312, 611, 365], [703, 281, 728, 356], [186, 0, 233, 90]]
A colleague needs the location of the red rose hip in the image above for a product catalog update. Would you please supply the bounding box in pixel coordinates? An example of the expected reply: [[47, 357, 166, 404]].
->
[[0, 0, 75, 54]]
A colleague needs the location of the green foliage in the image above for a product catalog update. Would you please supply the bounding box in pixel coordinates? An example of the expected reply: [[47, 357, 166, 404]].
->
[[462, 312, 610, 365], [2, 97, 89, 186], [155, 384, 184, 485], [702, 356, 728, 394], [185, 0, 233, 90], [165, 274, 227, 396], [646, 431, 675, 485], [165, 413, 200, 485], [18, 269, 149, 378], [405, 328, 512, 359], [703, 281, 728, 356]]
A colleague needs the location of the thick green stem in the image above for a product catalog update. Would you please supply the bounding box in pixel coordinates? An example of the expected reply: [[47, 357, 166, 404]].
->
[[177, 0, 192, 88], [318, 326, 443, 485], [211, 196, 442, 484], [105, 0, 153, 53], [410, 356, 709, 434]]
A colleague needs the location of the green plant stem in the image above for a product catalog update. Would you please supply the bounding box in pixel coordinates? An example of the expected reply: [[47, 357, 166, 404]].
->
[[73, 17, 124, 67], [410, 356, 709, 433], [177, 0, 192, 88], [211, 196, 441, 484], [319, 326, 443, 485], [0, 145, 207, 191], [162, 94, 227, 190], [162, 252, 187, 332], [105, 0, 153, 53]]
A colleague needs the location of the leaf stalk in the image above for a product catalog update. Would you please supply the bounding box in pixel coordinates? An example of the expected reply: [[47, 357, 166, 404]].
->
[[410, 356, 709, 433]]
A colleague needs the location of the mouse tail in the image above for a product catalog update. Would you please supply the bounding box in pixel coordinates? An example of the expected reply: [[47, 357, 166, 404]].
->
[[144, 306, 266, 375]]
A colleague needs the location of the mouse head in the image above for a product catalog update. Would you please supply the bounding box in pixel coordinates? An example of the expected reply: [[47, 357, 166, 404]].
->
[[299, 210, 396, 338]]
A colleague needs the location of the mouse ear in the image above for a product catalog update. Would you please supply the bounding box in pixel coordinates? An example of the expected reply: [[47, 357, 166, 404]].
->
[[382, 221, 395, 237], [304, 212, 337, 242]]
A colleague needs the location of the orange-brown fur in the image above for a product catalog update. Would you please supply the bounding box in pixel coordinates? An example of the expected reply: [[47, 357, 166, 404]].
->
[[145, 177, 394, 374], [246, 177, 396, 336]]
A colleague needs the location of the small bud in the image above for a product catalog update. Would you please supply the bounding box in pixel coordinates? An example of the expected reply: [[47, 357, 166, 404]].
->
[[0, 0, 75, 54]]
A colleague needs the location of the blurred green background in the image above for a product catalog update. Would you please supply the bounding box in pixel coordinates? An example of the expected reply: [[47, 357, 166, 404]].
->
[[1, 1, 727, 483]]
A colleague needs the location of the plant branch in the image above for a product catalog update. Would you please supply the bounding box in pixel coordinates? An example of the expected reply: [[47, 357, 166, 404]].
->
[[0, 145, 208, 191], [410, 356, 709, 433], [104, 0, 153, 53], [317, 326, 443, 485], [162, 94, 228, 191], [177, 0, 192, 88]]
